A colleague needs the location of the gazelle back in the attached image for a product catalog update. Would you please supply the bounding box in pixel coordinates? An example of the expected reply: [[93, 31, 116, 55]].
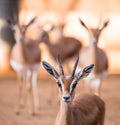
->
[[38, 24, 82, 63]]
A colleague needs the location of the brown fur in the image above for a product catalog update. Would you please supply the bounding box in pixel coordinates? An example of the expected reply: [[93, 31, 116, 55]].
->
[[42, 58, 105, 125], [80, 46, 108, 74], [11, 38, 41, 65], [39, 29, 82, 62], [55, 76, 105, 125], [72, 93, 105, 125], [79, 18, 109, 74]]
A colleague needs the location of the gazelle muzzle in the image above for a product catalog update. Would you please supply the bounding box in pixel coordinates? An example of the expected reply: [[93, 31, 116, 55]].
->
[[62, 93, 71, 103]]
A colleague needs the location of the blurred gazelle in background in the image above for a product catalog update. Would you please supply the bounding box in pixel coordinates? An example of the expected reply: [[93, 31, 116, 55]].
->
[[78, 17, 109, 96], [7, 16, 41, 115]]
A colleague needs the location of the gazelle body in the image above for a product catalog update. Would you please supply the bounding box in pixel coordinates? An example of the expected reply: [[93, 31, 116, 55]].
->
[[79, 18, 109, 96], [7, 17, 41, 115], [38, 24, 82, 70], [42, 56, 105, 125]]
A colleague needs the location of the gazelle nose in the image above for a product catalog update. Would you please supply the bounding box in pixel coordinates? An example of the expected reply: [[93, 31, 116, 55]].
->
[[17, 37, 23, 42], [62, 96, 71, 103], [63, 96, 70, 100], [92, 39, 97, 45], [20, 37, 24, 42]]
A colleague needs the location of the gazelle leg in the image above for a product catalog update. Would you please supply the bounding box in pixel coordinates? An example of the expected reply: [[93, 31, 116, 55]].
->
[[32, 71, 40, 113], [94, 79, 102, 96], [15, 72, 23, 115], [26, 70, 35, 115], [84, 80, 93, 93], [90, 78, 101, 96], [20, 72, 27, 108]]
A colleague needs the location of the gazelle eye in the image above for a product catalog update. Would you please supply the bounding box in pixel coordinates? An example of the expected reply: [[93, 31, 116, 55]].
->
[[58, 83, 62, 88], [57, 81, 62, 88], [57, 81, 62, 91]]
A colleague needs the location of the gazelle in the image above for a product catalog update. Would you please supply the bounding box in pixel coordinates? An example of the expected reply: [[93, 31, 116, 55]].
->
[[38, 24, 82, 71], [7, 17, 41, 115], [42, 56, 105, 125], [78, 18, 109, 96]]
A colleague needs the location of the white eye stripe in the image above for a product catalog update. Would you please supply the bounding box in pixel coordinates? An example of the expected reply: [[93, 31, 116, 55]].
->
[[58, 78, 77, 93], [70, 80, 77, 93]]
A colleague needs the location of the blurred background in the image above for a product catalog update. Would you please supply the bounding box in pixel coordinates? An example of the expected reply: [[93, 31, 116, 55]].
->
[[0, 0, 120, 125], [0, 0, 120, 75]]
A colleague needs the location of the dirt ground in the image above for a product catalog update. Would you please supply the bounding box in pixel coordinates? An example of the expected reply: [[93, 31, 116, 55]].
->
[[0, 74, 120, 125]]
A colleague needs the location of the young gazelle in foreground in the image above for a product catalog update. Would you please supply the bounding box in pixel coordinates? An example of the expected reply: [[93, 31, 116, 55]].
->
[[42, 56, 105, 125], [79, 18, 109, 96], [7, 17, 41, 115]]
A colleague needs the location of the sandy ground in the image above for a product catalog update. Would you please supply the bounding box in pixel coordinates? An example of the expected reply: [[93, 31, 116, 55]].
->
[[0, 74, 120, 125]]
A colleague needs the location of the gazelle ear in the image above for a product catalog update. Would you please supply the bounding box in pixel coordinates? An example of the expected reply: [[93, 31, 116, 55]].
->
[[47, 25, 55, 32], [6, 17, 16, 30], [79, 18, 89, 30], [22, 17, 36, 33], [26, 16, 36, 27], [100, 19, 109, 31], [42, 61, 59, 80], [75, 64, 94, 81]]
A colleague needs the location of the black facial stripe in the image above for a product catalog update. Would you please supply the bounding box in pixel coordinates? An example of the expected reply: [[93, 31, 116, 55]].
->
[[72, 81, 77, 88], [58, 82, 61, 87], [72, 83, 77, 89]]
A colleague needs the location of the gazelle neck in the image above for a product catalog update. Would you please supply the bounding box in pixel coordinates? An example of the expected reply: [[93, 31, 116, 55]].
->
[[44, 38, 57, 59], [89, 42, 99, 74], [55, 101, 74, 125]]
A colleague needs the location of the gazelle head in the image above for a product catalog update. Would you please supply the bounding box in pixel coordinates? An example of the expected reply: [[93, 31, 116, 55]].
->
[[38, 24, 55, 43], [38, 28, 49, 43], [7, 16, 36, 42], [42, 56, 94, 103], [79, 18, 109, 45]]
